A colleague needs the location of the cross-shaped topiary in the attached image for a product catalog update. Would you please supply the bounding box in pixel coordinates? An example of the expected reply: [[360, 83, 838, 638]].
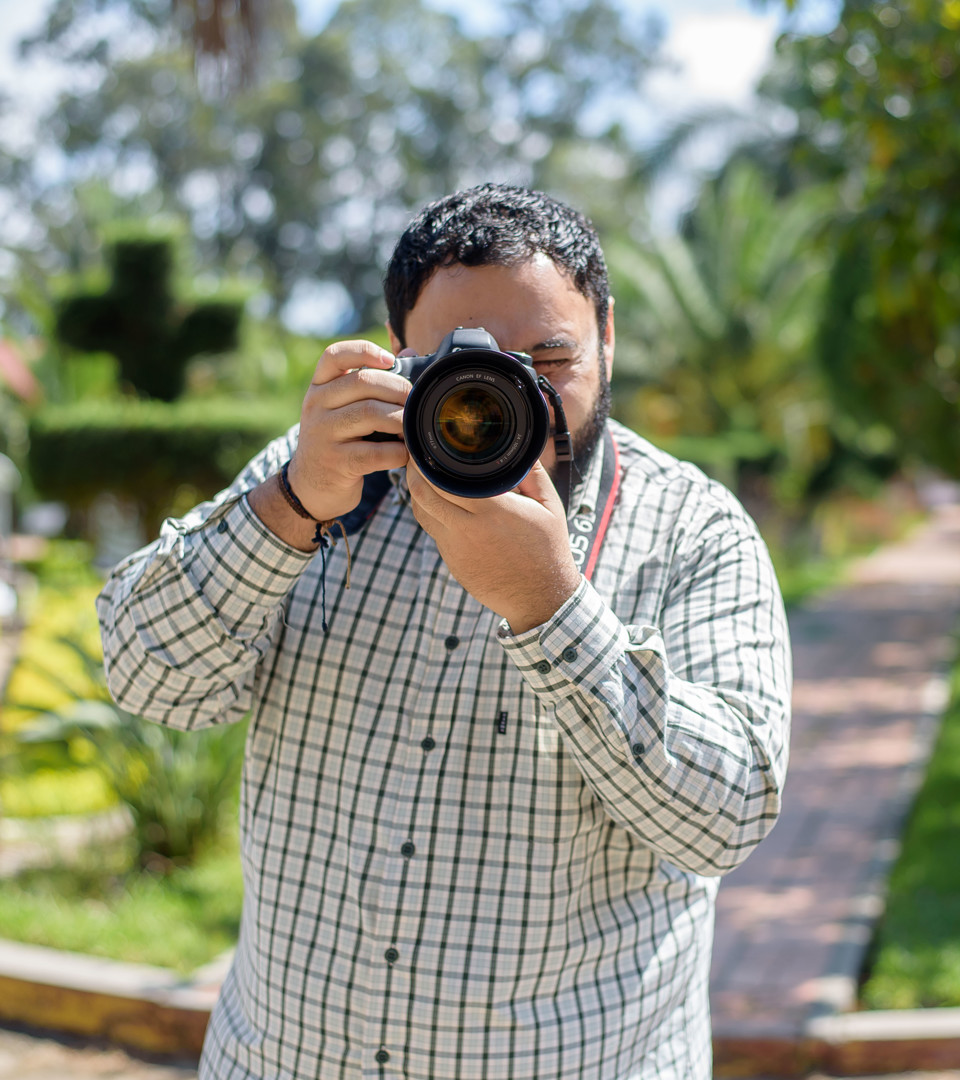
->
[[55, 236, 242, 401]]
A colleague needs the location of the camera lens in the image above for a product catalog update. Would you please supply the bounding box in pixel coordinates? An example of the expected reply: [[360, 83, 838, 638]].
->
[[434, 386, 511, 461], [403, 345, 550, 498]]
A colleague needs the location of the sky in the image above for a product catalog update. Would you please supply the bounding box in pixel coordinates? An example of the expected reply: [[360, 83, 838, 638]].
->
[[0, 0, 840, 331], [0, 0, 839, 202], [0, 0, 840, 141]]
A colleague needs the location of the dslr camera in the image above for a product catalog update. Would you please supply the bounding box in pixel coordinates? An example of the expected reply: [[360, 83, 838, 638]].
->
[[376, 327, 569, 499]]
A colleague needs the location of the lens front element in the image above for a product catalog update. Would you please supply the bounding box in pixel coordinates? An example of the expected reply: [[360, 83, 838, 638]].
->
[[435, 386, 511, 461]]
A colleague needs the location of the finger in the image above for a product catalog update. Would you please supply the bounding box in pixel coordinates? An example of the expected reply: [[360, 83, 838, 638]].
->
[[320, 398, 406, 441], [406, 462, 471, 526], [513, 460, 563, 509], [342, 439, 409, 476], [310, 339, 396, 387], [315, 366, 410, 412]]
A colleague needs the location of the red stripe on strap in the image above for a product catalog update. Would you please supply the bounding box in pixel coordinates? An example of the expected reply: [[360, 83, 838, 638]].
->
[[583, 435, 620, 582]]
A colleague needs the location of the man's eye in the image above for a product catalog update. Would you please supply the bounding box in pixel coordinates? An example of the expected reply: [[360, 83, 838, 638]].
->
[[533, 358, 569, 370]]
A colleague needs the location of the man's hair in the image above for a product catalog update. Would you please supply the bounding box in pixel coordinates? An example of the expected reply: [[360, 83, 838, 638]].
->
[[385, 183, 609, 348]]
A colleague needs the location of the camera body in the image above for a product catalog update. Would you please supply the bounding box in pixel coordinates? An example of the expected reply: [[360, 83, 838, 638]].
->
[[388, 327, 552, 498]]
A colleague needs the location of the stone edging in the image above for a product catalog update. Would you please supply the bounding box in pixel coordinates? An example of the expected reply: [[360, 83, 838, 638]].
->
[[0, 938, 959, 1072], [713, 1007, 960, 1077], [0, 939, 226, 1058]]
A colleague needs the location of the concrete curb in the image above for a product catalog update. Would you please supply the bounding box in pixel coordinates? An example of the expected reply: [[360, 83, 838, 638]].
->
[[0, 940, 224, 1058], [0, 937, 959, 1072], [712, 1008, 960, 1077], [809, 1009, 960, 1074]]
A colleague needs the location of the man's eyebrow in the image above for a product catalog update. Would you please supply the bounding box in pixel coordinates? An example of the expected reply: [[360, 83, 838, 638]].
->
[[529, 336, 579, 353]]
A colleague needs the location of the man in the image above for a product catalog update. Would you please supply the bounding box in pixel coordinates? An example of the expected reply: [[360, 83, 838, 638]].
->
[[98, 184, 791, 1080]]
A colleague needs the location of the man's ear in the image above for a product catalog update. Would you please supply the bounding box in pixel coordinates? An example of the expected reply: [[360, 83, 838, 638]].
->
[[386, 320, 403, 355], [603, 297, 615, 380]]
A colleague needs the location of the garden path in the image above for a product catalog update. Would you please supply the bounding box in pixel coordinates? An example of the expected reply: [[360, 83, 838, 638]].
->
[[711, 493, 960, 1072]]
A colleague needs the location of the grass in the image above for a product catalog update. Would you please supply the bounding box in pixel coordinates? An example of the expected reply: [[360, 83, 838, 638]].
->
[[860, 643, 960, 1009], [0, 839, 243, 975]]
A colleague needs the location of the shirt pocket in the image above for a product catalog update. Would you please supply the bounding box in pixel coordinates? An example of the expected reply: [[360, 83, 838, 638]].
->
[[495, 700, 602, 846]]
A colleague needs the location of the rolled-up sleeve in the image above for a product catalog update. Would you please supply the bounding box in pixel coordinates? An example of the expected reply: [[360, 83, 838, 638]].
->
[[96, 427, 314, 730], [499, 497, 791, 877]]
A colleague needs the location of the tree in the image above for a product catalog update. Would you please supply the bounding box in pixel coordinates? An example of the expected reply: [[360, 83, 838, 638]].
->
[[14, 0, 660, 329], [608, 161, 838, 504], [760, 0, 960, 476]]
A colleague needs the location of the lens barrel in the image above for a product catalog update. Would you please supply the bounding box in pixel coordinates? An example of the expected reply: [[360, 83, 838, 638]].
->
[[403, 347, 549, 498]]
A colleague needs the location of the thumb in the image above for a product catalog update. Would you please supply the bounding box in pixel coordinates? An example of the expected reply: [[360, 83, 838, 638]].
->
[[514, 460, 563, 509]]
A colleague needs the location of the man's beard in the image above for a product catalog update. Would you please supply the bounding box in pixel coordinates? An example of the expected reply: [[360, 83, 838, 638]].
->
[[548, 350, 612, 488]]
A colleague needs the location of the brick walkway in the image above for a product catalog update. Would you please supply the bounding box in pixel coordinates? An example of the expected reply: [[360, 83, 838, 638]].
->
[[711, 500, 960, 1070], [1, 502, 959, 1078], [0, 1028, 196, 1079]]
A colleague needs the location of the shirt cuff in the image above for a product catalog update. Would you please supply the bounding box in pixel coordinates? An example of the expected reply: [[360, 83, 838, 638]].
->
[[498, 577, 635, 704], [184, 493, 316, 616]]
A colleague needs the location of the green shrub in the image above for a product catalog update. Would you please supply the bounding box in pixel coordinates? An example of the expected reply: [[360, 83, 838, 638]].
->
[[0, 765, 115, 818], [14, 632, 246, 872], [28, 396, 297, 533], [20, 700, 246, 873]]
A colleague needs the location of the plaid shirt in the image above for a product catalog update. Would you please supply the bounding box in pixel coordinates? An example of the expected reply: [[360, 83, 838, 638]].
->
[[97, 419, 791, 1080]]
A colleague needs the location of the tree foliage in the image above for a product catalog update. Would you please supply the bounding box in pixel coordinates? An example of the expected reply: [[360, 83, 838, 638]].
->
[[15, 0, 659, 328], [609, 162, 837, 501], [763, 0, 960, 476]]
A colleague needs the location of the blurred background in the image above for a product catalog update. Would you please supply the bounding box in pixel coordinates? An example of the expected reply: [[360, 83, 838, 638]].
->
[[0, 0, 958, 1051]]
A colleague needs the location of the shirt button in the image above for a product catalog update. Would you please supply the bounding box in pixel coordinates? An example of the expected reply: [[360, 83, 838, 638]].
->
[[421, 735, 436, 751], [535, 660, 552, 674], [385, 946, 399, 965], [400, 840, 416, 858], [376, 1048, 390, 1064], [444, 634, 460, 650], [562, 646, 578, 663], [632, 742, 644, 762], [217, 520, 228, 533]]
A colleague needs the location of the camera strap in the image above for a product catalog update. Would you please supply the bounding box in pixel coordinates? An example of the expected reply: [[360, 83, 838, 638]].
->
[[568, 427, 620, 583], [337, 470, 394, 536]]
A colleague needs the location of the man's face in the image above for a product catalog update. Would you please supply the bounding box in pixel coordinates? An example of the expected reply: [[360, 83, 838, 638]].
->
[[388, 254, 615, 482]]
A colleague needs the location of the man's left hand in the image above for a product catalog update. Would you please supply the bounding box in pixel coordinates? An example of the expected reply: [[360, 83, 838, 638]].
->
[[406, 461, 582, 634]]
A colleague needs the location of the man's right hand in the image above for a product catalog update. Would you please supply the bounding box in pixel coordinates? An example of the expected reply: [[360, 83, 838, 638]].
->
[[248, 340, 410, 550], [288, 340, 411, 521]]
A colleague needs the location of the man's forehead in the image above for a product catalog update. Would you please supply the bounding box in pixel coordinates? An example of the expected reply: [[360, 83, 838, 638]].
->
[[400, 254, 598, 352]]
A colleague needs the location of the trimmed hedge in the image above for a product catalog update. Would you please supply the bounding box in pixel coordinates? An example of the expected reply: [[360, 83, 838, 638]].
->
[[28, 397, 297, 529], [55, 237, 243, 402]]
